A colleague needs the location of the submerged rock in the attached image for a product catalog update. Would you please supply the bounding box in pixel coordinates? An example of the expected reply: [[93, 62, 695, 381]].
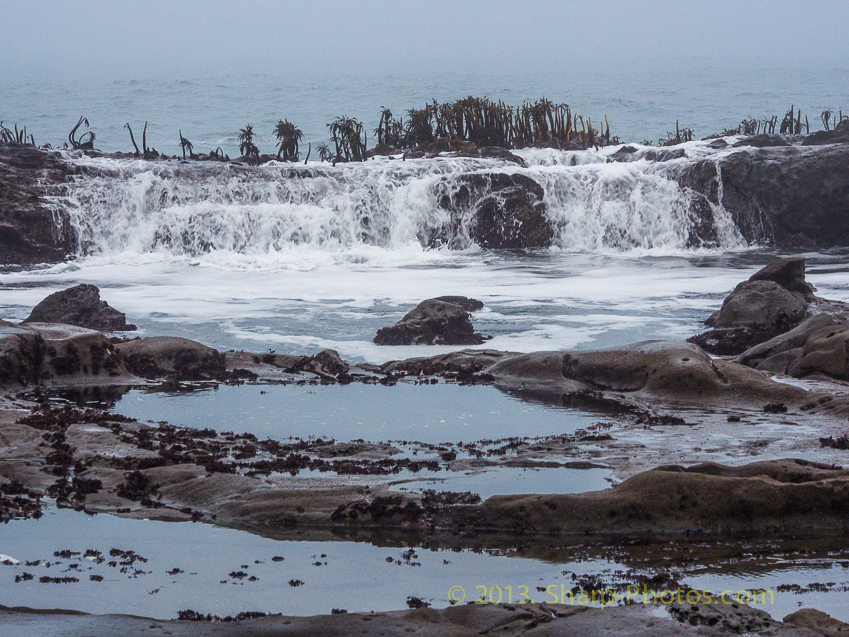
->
[[24, 284, 136, 332], [115, 336, 225, 381], [374, 298, 485, 346]]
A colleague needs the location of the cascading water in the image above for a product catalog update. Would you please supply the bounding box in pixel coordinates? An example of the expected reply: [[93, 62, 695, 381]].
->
[[50, 143, 746, 265]]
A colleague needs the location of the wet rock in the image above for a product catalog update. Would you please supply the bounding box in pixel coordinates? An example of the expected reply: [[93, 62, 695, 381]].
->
[[0, 320, 45, 386], [24, 284, 136, 332], [0, 144, 72, 264], [0, 599, 815, 636], [731, 134, 792, 148], [681, 144, 849, 248], [115, 337, 226, 381], [1, 321, 130, 386], [431, 173, 553, 249], [692, 259, 814, 354], [381, 348, 513, 375], [783, 608, 849, 636], [374, 299, 485, 346]]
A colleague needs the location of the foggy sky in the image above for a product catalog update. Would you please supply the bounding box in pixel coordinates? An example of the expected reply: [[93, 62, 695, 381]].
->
[[2, 0, 848, 79]]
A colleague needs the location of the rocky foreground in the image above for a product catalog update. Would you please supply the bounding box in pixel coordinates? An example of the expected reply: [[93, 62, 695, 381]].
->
[[4, 260, 849, 634], [3, 600, 848, 637]]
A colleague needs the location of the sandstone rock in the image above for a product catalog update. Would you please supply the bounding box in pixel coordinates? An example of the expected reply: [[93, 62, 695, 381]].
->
[[115, 337, 225, 380], [26, 323, 129, 384], [787, 325, 849, 380], [1, 321, 131, 386], [433, 459, 849, 538], [692, 260, 814, 354], [487, 340, 808, 405], [0, 320, 45, 386], [381, 348, 514, 376], [736, 314, 840, 373], [783, 608, 849, 636], [24, 284, 136, 332], [374, 298, 485, 346], [431, 173, 553, 249]]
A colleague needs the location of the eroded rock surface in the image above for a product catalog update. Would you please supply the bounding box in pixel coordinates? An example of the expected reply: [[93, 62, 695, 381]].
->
[[116, 337, 226, 381], [691, 259, 821, 355]]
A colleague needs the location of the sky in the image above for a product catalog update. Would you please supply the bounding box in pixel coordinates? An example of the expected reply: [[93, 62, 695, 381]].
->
[[2, 0, 848, 79]]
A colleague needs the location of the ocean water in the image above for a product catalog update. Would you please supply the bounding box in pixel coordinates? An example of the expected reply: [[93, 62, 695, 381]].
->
[[2, 66, 849, 360], [2, 67, 848, 157]]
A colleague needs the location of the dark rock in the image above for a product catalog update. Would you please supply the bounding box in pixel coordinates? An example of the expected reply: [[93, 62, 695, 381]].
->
[[735, 314, 840, 373], [381, 348, 513, 375], [691, 260, 815, 355], [0, 321, 131, 386], [431, 173, 553, 249], [731, 134, 791, 148], [0, 144, 73, 264], [115, 337, 226, 380], [431, 296, 484, 312], [802, 128, 849, 146], [680, 145, 849, 248], [374, 299, 484, 346], [783, 608, 849, 635], [0, 320, 46, 386], [747, 258, 815, 301], [24, 284, 136, 332]]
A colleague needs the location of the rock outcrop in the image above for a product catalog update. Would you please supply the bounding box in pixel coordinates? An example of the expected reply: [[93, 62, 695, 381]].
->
[[680, 143, 849, 248], [24, 284, 136, 332], [115, 336, 226, 381], [0, 144, 72, 264], [487, 340, 808, 405], [690, 259, 816, 355], [374, 297, 485, 345], [430, 459, 849, 538], [0, 320, 130, 386], [432, 173, 554, 249]]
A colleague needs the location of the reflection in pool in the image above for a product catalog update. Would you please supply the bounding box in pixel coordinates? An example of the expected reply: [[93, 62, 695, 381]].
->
[[111, 382, 602, 444]]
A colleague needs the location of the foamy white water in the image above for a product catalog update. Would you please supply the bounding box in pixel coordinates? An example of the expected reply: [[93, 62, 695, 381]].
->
[[2, 144, 846, 362]]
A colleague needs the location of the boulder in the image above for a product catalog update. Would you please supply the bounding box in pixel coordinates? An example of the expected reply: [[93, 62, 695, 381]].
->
[[692, 260, 814, 355], [24, 284, 136, 332], [115, 337, 225, 380], [374, 298, 485, 346], [783, 609, 849, 636], [679, 144, 849, 248], [0, 320, 45, 386], [735, 314, 840, 373]]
